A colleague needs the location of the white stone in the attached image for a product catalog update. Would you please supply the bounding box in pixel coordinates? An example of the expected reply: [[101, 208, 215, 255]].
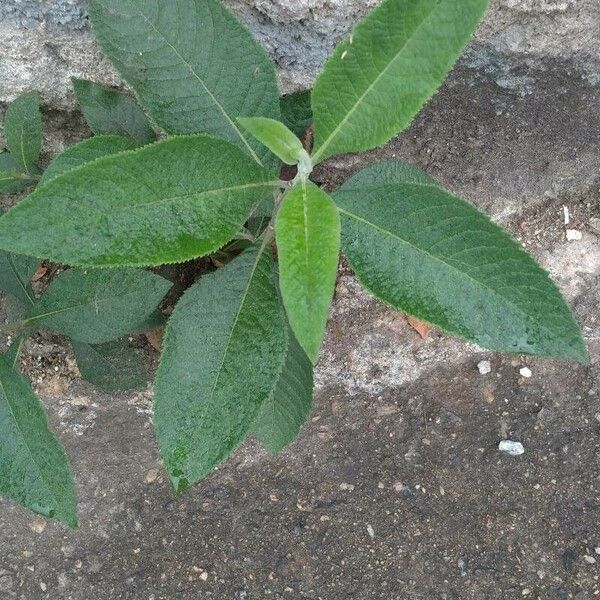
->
[[477, 360, 492, 375], [566, 229, 582, 241], [499, 440, 525, 456], [519, 367, 532, 378]]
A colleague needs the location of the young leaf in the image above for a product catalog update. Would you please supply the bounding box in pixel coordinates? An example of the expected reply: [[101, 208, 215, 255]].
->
[[333, 160, 587, 362], [0, 355, 77, 527], [24, 268, 171, 344], [72, 78, 155, 145], [3, 91, 42, 174], [0, 251, 38, 305], [275, 181, 340, 363], [311, 0, 489, 163], [0, 136, 279, 267], [280, 90, 313, 137], [88, 0, 281, 170], [252, 327, 313, 453], [154, 243, 287, 491], [238, 117, 308, 166], [72, 340, 147, 391], [39, 134, 138, 185], [0, 152, 32, 193]]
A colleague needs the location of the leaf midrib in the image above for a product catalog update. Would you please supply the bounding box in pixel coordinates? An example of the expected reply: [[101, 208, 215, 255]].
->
[[6, 255, 35, 306], [313, 2, 438, 162]]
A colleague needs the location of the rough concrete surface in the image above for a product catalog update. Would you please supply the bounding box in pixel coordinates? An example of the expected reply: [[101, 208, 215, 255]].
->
[[1, 1, 600, 599]]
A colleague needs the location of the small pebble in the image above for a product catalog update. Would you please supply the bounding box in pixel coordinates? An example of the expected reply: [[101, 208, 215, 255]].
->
[[499, 440, 525, 456], [566, 229, 582, 241], [366, 524, 375, 539], [477, 360, 492, 375], [583, 555, 596, 564], [519, 367, 532, 378]]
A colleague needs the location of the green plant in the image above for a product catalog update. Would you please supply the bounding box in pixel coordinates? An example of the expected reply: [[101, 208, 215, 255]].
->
[[0, 0, 586, 526]]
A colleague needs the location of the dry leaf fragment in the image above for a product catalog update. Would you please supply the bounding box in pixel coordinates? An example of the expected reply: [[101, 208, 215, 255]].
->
[[405, 315, 432, 339]]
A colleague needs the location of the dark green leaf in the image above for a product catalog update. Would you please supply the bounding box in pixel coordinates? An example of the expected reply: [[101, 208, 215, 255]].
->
[[72, 340, 147, 391], [276, 181, 340, 363], [0, 355, 77, 527], [4, 91, 42, 174], [72, 78, 155, 144], [89, 0, 280, 170], [0, 152, 32, 194], [333, 160, 587, 362], [24, 268, 171, 344], [280, 90, 313, 137], [3, 338, 24, 371], [0, 135, 279, 267], [252, 327, 313, 453], [39, 134, 138, 185], [154, 243, 287, 491], [0, 251, 38, 305], [311, 0, 489, 162]]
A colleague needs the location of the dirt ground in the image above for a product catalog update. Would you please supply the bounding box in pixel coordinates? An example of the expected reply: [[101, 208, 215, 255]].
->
[[0, 63, 598, 599]]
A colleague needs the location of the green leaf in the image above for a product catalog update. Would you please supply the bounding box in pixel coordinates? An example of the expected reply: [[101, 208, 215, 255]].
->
[[311, 0, 489, 163], [275, 181, 340, 363], [72, 78, 155, 145], [3, 338, 25, 371], [72, 340, 147, 391], [252, 326, 313, 453], [0, 355, 77, 527], [0, 251, 38, 305], [39, 134, 139, 185], [333, 160, 587, 362], [238, 117, 308, 166], [280, 90, 313, 137], [23, 268, 171, 344], [3, 91, 42, 174], [0, 135, 278, 267], [0, 152, 32, 194], [154, 243, 287, 491], [89, 0, 281, 170]]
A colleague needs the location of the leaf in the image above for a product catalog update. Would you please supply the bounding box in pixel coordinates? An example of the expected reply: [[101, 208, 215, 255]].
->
[[275, 181, 340, 363], [280, 90, 313, 137], [0, 251, 38, 305], [3, 91, 42, 174], [311, 0, 489, 163], [72, 340, 147, 391], [405, 315, 432, 339], [238, 117, 307, 166], [0, 152, 32, 194], [0, 135, 278, 267], [0, 355, 77, 527], [3, 338, 25, 370], [39, 134, 138, 185], [89, 0, 281, 170], [154, 243, 287, 491], [72, 78, 155, 145], [252, 326, 313, 453], [23, 268, 172, 344], [332, 160, 587, 362]]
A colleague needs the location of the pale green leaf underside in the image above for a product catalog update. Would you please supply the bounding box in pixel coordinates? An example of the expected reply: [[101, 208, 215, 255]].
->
[[154, 244, 287, 491], [333, 160, 587, 362], [24, 268, 171, 344], [72, 340, 147, 391], [312, 0, 489, 163], [4, 91, 42, 174], [276, 181, 340, 363], [252, 326, 314, 454], [39, 134, 138, 185], [0, 356, 77, 527], [72, 78, 155, 145], [0, 135, 278, 267], [238, 117, 306, 166], [89, 0, 281, 170]]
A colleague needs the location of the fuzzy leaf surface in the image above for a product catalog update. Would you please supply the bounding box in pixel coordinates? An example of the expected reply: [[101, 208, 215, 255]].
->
[[0, 136, 278, 266], [311, 0, 489, 162], [4, 92, 42, 174], [333, 161, 587, 361], [72, 78, 155, 144], [0, 356, 77, 527], [280, 90, 313, 137], [89, 0, 280, 170], [276, 181, 340, 363], [154, 244, 287, 491], [72, 340, 147, 391], [24, 268, 171, 344], [39, 135, 138, 185], [252, 327, 313, 453], [0, 252, 38, 305], [0, 152, 31, 193]]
